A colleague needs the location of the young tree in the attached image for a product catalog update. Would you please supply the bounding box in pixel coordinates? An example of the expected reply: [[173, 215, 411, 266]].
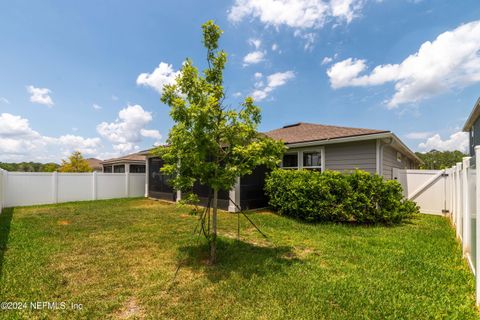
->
[[155, 21, 285, 263], [59, 151, 93, 172]]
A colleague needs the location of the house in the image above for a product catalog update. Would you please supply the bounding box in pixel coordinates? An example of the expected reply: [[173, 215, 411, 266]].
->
[[85, 158, 103, 172], [142, 122, 421, 212], [101, 153, 146, 173], [462, 97, 480, 155]]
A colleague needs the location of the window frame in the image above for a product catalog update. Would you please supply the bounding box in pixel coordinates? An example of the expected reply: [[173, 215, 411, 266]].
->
[[280, 147, 325, 171], [281, 152, 299, 169]]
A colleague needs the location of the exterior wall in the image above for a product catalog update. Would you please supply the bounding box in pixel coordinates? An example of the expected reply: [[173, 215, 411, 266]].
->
[[382, 145, 411, 180], [469, 117, 480, 156], [324, 140, 377, 174]]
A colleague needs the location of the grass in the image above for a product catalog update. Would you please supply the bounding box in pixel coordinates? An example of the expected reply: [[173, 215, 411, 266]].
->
[[0, 198, 477, 319]]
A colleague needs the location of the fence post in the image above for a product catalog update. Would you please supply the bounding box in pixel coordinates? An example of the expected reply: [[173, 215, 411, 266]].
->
[[462, 157, 471, 255], [454, 166, 458, 221], [456, 162, 463, 237], [92, 171, 97, 200], [52, 171, 58, 204], [0, 169, 4, 212], [475, 146, 480, 306], [145, 157, 149, 198], [125, 164, 130, 198]]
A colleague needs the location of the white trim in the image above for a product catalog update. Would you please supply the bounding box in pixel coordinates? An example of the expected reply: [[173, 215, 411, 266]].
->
[[228, 177, 241, 212], [376, 139, 381, 175]]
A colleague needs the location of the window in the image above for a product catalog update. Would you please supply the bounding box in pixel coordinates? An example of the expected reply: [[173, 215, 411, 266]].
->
[[303, 152, 321, 167], [114, 165, 125, 173], [103, 166, 112, 173], [282, 153, 298, 168], [303, 151, 322, 171], [130, 164, 146, 173], [396, 152, 402, 163]]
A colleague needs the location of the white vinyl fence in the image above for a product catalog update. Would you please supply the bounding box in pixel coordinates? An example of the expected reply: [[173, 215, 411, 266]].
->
[[0, 168, 146, 209], [393, 168, 450, 215], [395, 149, 480, 305]]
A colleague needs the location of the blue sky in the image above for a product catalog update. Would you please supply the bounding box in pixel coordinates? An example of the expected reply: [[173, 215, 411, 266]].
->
[[1, 0, 480, 162]]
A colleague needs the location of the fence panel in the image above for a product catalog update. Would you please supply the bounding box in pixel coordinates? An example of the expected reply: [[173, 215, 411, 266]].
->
[[393, 169, 447, 215], [6, 173, 55, 207], [57, 173, 93, 203], [1, 171, 145, 207], [0, 169, 5, 211], [96, 173, 127, 200], [129, 173, 146, 197]]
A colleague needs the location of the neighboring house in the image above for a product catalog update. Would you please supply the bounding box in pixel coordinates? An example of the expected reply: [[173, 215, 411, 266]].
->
[[85, 158, 103, 172], [101, 153, 146, 173], [462, 97, 480, 156], [142, 122, 421, 212]]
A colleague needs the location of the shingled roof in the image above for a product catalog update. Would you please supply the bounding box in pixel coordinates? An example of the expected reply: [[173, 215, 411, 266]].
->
[[265, 122, 389, 144], [101, 153, 146, 165]]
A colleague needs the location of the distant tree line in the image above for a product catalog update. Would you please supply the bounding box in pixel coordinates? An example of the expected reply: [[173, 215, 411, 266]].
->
[[0, 162, 59, 172], [415, 150, 466, 170], [0, 151, 93, 173]]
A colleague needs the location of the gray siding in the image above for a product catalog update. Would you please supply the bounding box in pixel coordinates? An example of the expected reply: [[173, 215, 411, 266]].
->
[[324, 140, 377, 174], [382, 145, 410, 180], [470, 117, 480, 156]]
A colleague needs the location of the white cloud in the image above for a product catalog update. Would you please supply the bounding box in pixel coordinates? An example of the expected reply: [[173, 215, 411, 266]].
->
[[112, 95, 119, 101], [321, 56, 333, 65], [140, 129, 162, 140], [136, 62, 179, 94], [327, 20, 480, 108], [326, 58, 367, 88], [0, 97, 9, 104], [272, 43, 279, 51], [228, 0, 365, 29], [330, 0, 364, 23], [294, 30, 316, 51], [418, 131, 469, 153], [93, 104, 102, 110], [251, 71, 295, 101], [405, 131, 433, 140], [97, 104, 161, 153], [243, 51, 265, 66], [27, 85, 54, 107], [254, 72, 263, 79], [53, 134, 102, 156], [248, 38, 262, 49], [0, 113, 101, 161], [233, 92, 242, 98]]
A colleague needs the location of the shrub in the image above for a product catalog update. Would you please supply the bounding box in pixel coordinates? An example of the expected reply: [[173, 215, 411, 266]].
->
[[265, 169, 419, 224]]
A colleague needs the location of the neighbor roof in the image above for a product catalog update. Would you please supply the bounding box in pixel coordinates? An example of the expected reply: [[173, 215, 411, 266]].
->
[[101, 153, 146, 165], [85, 158, 102, 170], [265, 122, 390, 144], [463, 97, 480, 131]]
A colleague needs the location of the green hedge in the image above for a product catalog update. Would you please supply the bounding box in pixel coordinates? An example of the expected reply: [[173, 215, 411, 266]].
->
[[264, 169, 419, 224]]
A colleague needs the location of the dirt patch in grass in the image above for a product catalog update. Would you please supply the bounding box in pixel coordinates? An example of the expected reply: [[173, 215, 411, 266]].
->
[[116, 297, 145, 319]]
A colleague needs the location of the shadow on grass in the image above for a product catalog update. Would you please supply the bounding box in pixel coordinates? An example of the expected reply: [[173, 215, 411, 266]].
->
[[0, 207, 13, 279], [178, 238, 300, 283]]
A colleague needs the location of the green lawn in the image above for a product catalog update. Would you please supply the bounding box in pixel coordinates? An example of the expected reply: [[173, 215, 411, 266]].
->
[[0, 198, 477, 319]]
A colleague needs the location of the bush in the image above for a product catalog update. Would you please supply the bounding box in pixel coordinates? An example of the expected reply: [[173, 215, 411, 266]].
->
[[265, 169, 419, 224]]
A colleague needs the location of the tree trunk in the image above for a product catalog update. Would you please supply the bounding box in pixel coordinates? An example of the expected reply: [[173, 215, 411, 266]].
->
[[210, 188, 218, 264]]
